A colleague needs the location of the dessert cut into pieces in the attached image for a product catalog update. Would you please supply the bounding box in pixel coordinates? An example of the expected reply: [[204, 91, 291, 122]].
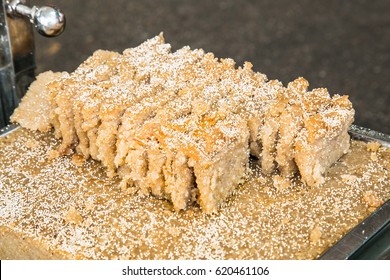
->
[[294, 94, 354, 186], [275, 79, 331, 177], [11, 33, 355, 212]]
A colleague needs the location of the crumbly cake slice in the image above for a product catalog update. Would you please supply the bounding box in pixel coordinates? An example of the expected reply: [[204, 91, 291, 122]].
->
[[73, 87, 95, 157], [48, 77, 79, 154], [44, 72, 72, 139], [155, 113, 250, 212], [276, 81, 331, 177], [73, 50, 121, 158], [80, 35, 171, 162], [114, 86, 176, 170], [122, 84, 227, 204], [273, 77, 310, 177], [211, 64, 279, 161], [294, 95, 355, 186], [72, 50, 122, 158], [114, 48, 210, 170], [260, 87, 288, 174], [215, 61, 269, 159], [133, 62, 269, 211], [44, 50, 122, 155], [96, 82, 158, 176], [189, 127, 249, 213], [100, 46, 204, 176], [114, 87, 171, 187], [79, 87, 106, 159], [116, 52, 225, 193], [122, 88, 203, 196], [275, 104, 304, 176], [259, 78, 330, 176], [151, 101, 220, 207], [10, 71, 67, 133]]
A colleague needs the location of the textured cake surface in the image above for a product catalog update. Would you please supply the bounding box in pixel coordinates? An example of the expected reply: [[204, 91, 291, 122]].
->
[[0, 128, 389, 259]]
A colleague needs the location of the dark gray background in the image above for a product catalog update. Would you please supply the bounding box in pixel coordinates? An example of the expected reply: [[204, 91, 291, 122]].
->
[[34, 0, 390, 134]]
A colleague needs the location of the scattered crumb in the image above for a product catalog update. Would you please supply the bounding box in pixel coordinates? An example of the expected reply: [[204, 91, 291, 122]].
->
[[47, 149, 60, 160], [310, 224, 322, 244], [168, 226, 181, 237], [119, 180, 139, 195], [124, 187, 139, 196], [25, 139, 39, 149], [62, 148, 74, 156], [255, 175, 267, 184], [362, 191, 383, 208], [83, 216, 93, 228], [340, 174, 358, 184], [272, 175, 290, 191], [71, 154, 85, 166], [119, 181, 127, 192], [365, 141, 382, 162], [366, 142, 381, 152], [64, 206, 83, 225], [84, 200, 95, 211]]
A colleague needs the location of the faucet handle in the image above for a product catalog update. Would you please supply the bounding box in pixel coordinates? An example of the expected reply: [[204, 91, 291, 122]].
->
[[6, 0, 65, 37]]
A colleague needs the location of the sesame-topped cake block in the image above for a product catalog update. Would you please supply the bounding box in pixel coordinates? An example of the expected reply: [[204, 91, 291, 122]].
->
[[72, 50, 122, 158], [115, 51, 229, 195], [128, 61, 283, 212], [113, 46, 206, 179], [48, 49, 122, 154], [294, 95, 354, 186], [275, 81, 332, 178], [83, 35, 171, 164], [94, 37, 172, 175], [11, 34, 355, 212], [120, 58, 234, 201], [114, 46, 206, 171], [152, 113, 250, 212]]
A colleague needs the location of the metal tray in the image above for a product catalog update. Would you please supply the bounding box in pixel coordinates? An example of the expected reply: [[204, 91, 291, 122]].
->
[[319, 125, 390, 260], [1, 124, 389, 260], [0, 123, 19, 137]]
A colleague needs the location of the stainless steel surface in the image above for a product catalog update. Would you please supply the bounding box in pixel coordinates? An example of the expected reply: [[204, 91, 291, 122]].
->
[[0, 0, 18, 128], [6, 1, 35, 128], [318, 126, 390, 259], [319, 199, 390, 260], [0, 0, 65, 129], [349, 124, 390, 149], [0, 122, 18, 136], [6, 0, 65, 37]]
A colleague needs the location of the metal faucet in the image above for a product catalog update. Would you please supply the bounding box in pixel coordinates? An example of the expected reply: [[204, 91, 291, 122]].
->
[[0, 0, 65, 128]]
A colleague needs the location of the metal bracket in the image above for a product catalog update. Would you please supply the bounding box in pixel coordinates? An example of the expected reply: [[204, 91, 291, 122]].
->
[[6, 0, 65, 37]]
